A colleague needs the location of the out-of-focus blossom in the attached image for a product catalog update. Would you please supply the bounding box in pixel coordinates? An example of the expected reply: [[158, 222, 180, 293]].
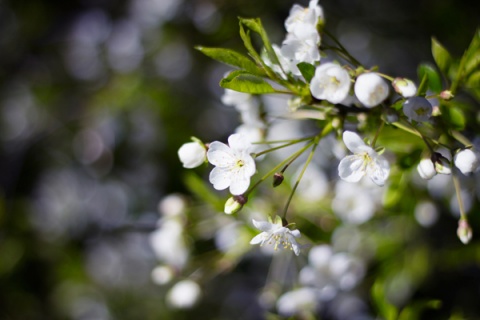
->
[[178, 139, 206, 168], [166, 279, 201, 309], [310, 63, 351, 104], [276, 288, 319, 317], [454, 149, 479, 175], [250, 216, 301, 256], [149, 219, 189, 270], [338, 131, 390, 186], [207, 134, 256, 195], [414, 201, 439, 227], [151, 265, 174, 285], [403, 97, 432, 122], [417, 158, 436, 180], [392, 77, 417, 98], [332, 180, 380, 224], [354, 73, 389, 107], [284, 0, 324, 37]]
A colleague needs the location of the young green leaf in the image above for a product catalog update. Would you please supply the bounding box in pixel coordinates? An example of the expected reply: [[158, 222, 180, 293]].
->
[[417, 63, 442, 94], [431, 37, 453, 74], [297, 62, 316, 83], [195, 46, 265, 76], [220, 70, 276, 94]]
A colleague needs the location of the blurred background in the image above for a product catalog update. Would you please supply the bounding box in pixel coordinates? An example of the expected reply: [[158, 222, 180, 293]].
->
[[1, 0, 479, 319]]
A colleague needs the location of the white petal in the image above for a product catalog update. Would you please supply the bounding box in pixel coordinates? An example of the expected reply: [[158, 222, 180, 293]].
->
[[228, 133, 251, 153], [252, 219, 271, 231], [209, 167, 231, 190], [207, 141, 235, 167], [367, 156, 390, 186], [342, 131, 367, 153], [338, 155, 365, 182], [250, 232, 267, 244], [229, 175, 250, 195]]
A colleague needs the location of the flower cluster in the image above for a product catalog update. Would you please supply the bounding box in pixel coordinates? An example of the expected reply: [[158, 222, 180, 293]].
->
[[170, 3, 480, 318]]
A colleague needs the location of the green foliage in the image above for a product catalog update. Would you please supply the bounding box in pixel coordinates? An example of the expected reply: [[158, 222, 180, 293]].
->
[[220, 69, 276, 93], [417, 63, 442, 94], [297, 62, 316, 83], [431, 37, 453, 75], [195, 46, 266, 76]]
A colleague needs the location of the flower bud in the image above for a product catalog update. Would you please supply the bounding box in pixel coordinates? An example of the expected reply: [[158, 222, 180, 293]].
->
[[224, 195, 248, 214], [439, 90, 454, 101], [417, 158, 436, 180], [178, 139, 207, 168], [403, 97, 432, 122], [454, 149, 479, 175], [273, 172, 285, 187], [354, 73, 389, 108], [457, 218, 473, 244], [392, 77, 417, 98]]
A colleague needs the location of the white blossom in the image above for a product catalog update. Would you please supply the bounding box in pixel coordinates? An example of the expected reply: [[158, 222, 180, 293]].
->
[[354, 73, 389, 107], [250, 216, 301, 256], [281, 30, 321, 66], [432, 147, 452, 175], [285, 0, 324, 37], [166, 280, 201, 309], [454, 149, 479, 175], [417, 158, 436, 180], [403, 97, 432, 122], [338, 131, 390, 186], [207, 133, 256, 195], [178, 140, 206, 168], [392, 77, 417, 98], [310, 63, 351, 104]]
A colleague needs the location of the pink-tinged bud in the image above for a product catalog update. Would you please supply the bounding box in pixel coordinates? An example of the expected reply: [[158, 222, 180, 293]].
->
[[273, 172, 285, 187], [439, 90, 454, 101], [392, 77, 417, 98], [224, 195, 248, 214], [457, 219, 473, 244]]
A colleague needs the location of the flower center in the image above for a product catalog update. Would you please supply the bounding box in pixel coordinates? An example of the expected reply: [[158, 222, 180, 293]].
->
[[236, 159, 245, 168]]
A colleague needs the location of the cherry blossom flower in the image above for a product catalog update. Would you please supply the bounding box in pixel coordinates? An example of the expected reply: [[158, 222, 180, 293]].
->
[[454, 149, 479, 175], [285, 0, 324, 37], [250, 216, 301, 256], [281, 31, 321, 66], [310, 63, 351, 104], [338, 131, 390, 186], [178, 139, 206, 168], [403, 97, 432, 122], [207, 133, 256, 195], [354, 73, 389, 107]]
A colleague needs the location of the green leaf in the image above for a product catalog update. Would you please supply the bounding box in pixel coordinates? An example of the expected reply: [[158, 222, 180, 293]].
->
[[371, 280, 398, 320], [466, 70, 480, 100], [440, 101, 466, 130], [464, 29, 480, 77], [417, 63, 442, 94], [239, 17, 281, 68], [238, 21, 263, 65], [220, 70, 276, 94], [195, 46, 265, 76], [297, 62, 316, 82], [431, 37, 453, 74], [183, 172, 223, 212]]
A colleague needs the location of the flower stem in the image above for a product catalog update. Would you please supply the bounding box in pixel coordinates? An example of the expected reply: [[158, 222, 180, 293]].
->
[[282, 136, 320, 219], [254, 137, 315, 158], [452, 174, 467, 220], [371, 121, 385, 148], [323, 30, 363, 67]]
